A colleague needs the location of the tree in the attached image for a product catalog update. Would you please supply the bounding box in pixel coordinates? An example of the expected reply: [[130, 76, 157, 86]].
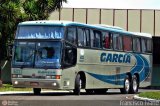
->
[[23, 0, 67, 20], [0, 0, 66, 82], [0, 0, 67, 61], [0, 0, 22, 61]]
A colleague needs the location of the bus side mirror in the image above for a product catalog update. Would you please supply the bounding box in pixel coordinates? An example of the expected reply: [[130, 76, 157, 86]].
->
[[7, 44, 13, 60]]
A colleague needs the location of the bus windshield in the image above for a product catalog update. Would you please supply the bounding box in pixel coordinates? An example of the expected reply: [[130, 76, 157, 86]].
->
[[35, 42, 61, 68], [16, 26, 64, 39], [12, 41, 61, 69]]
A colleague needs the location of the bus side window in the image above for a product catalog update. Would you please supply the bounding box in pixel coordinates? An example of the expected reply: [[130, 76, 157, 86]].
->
[[103, 32, 112, 49], [123, 36, 132, 51], [95, 31, 101, 48], [113, 34, 123, 50], [66, 27, 77, 45], [78, 28, 84, 47], [78, 28, 90, 47], [133, 37, 141, 52], [90, 30, 101, 48], [90, 30, 94, 47], [85, 29, 90, 47], [141, 38, 147, 53], [146, 39, 152, 53]]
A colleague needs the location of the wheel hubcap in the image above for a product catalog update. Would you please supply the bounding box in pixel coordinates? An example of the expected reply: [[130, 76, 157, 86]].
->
[[133, 79, 137, 91], [79, 79, 82, 89], [125, 79, 130, 91]]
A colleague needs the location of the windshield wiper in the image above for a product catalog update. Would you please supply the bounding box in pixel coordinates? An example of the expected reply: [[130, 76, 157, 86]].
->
[[20, 52, 35, 69]]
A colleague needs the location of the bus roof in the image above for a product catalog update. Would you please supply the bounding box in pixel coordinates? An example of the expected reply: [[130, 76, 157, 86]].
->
[[130, 32, 152, 38], [19, 20, 72, 26], [19, 20, 152, 38]]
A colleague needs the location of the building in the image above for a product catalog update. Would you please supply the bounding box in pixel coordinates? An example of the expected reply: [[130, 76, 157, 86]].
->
[[49, 8, 160, 36]]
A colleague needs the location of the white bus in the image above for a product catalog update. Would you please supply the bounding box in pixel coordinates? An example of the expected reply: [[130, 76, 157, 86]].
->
[[11, 21, 152, 95]]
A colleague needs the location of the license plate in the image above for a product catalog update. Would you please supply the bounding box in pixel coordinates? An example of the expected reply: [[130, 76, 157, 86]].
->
[[30, 82, 39, 86]]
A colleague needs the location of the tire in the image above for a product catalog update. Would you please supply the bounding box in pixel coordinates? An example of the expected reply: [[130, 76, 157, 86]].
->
[[33, 88, 41, 95], [120, 75, 131, 94], [130, 75, 139, 94], [74, 74, 81, 95]]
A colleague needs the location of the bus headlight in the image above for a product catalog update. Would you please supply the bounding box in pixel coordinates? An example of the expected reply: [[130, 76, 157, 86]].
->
[[52, 83, 57, 86], [14, 81, 18, 85]]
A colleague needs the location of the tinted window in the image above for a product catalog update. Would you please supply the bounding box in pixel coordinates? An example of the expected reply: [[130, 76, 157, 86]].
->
[[12, 41, 62, 69], [141, 38, 147, 53], [85, 29, 90, 47], [123, 36, 132, 51], [103, 32, 112, 49], [146, 39, 152, 53], [78, 28, 90, 47], [35, 42, 61, 69], [66, 27, 77, 45], [94, 31, 101, 48], [91, 30, 102, 48], [113, 34, 123, 50], [90, 30, 94, 47], [78, 28, 84, 46], [17, 26, 64, 39], [133, 37, 141, 52], [13, 42, 35, 67], [63, 43, 77, 67]]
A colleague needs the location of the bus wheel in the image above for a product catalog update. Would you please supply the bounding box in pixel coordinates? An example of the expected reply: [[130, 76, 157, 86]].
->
[[120, 75, 131, 94], [33, 88, 41, 95], [130, 75, 139, 94], [74, 74, 81, 95], [85, 89, 94, 94]]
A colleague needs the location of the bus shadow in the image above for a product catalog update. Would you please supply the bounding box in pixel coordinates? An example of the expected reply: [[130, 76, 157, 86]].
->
[[1, 91, 135, 96], [2, 88, 147, 96]]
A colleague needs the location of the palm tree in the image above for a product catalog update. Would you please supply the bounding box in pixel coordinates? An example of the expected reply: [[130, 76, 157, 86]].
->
[[23, 0, 67, 20]]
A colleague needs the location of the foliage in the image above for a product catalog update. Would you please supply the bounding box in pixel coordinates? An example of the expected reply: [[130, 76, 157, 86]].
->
[[0, 0, 67, 60], [0, 84, 32, 91], [139, 92, 160, 100], [0, 0, 21, 60]]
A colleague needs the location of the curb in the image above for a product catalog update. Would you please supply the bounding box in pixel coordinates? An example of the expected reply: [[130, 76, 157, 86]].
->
[[134, 95, 160, 102], [0, 91, 70, 95], [0, 91, 32, 95]]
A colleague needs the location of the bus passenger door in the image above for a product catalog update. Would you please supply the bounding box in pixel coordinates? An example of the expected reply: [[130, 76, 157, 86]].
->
[[61, 42, 77, 89]]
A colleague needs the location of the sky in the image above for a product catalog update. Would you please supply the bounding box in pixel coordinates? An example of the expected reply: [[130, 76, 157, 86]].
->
[[63, 0, 160, 9]]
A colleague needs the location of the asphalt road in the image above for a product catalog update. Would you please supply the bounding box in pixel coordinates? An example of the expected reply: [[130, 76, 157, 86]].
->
[[0, 89, 159, 106]]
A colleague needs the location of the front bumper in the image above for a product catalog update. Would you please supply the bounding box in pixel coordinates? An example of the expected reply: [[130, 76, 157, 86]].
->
[[12, 78, 61, 89]]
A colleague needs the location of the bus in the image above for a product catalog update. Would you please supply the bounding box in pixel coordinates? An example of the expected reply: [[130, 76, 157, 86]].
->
[[11, 20, 152, 95]]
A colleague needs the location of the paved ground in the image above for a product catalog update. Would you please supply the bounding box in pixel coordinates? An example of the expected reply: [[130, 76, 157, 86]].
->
[[0, 89, 159, 106]]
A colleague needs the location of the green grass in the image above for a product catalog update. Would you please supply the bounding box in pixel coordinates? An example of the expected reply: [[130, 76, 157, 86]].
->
[[139, 92, 160, 100], [0, 84, 32, 91]]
